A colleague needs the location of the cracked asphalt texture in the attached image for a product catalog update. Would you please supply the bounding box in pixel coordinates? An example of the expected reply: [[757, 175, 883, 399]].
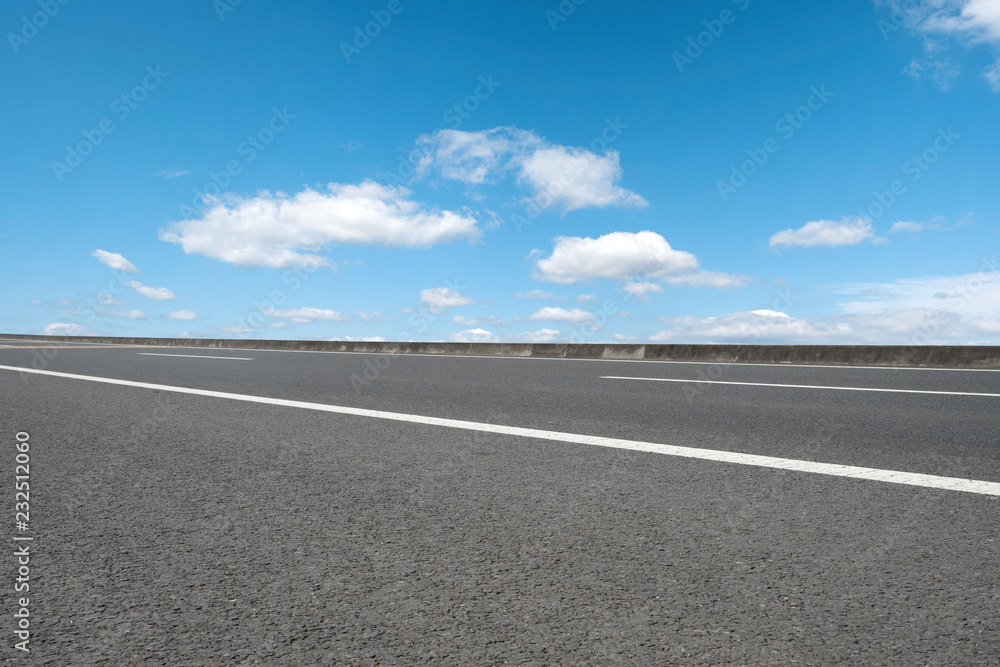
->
[[1, 341, 998, 665]]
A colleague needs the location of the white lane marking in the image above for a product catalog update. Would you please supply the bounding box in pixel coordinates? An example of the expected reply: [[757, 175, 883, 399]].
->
[[600, 376, 1000, 397], [137, 353, 253, 361], [3, 364, 999, 497]]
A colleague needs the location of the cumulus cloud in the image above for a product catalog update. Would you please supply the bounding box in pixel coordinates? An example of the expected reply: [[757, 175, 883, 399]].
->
[[91, 249, 139, 274], [416, 126, 646, 212], [621, 282, 663, 301], [216, 325, 253, 334], [159, 180, 480, 268], [769, 217, 877, 248], [42, 323, 93, 336], [526, 307, 595, 323], [515, 289, 561, 300], [260, 306, 352, 323], [448, 328, 499, 343], [353, 311, 393, 323], [530, 231, 746, 291], [480, 315, 506, 327], [879, 0, 1000, 90], [127, 281, 176, 300], [577, 294, 597, 303], [518, 328, 565, 343], [421, 287, 474, 315], [155, 168, 189, 179], [167, 310, 197, 320], [453, 315, 478, 326], [106, 309, 146, 320], [650, 264, 1000, 344], [651, 310, 856, 344], [516, 145, 648, 212]]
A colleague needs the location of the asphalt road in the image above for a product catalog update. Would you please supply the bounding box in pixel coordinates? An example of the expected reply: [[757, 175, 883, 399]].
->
[[1, 339, 998, 664]]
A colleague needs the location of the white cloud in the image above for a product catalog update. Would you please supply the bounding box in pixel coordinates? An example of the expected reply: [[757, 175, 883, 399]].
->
[[650, 265, 1000, 344], [621, 281, 663, 301], [480, 315, 505, 327], [91, 249, 139, 274], [613, 333, 639, 341], [448, 328, 499, 343], [329, 336, 387, 342], [168, 310, 197, 321], [29, 300, 41, 306], [127, 281, 176, 300], [651, 310, 855, 344], [881, 0, 1000, 90], [533, 231, 696, 284], [42, 323, 93, 336], [890, 221, 928, 233], [769, 216, 877, 248], [216, 325, 253, 334], [516, 145, 648, 212], [889, 216, 970, 233], [106, 309, 146, 320], [416, 127, 529, 184], [515, 289, 560, 300], [420, 287, 473, 315], [518, 328, 565, 342], [261, 306, 352, 323], [417, 126, 646, 212], [576, 294, 597, 303], [155, 168, 189, 179], [662, 270, 752, 289], [354, 311, 393, 323], [453, 315, 478, 326], [159, 180, 480, 268], [526, 306, 595, 323], [984, 58, 1000, 89]]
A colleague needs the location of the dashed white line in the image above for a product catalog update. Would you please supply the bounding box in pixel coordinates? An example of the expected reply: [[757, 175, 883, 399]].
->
[[600, 376, 1000, 397], [137, 353, 253, 361], [3, 364, 999, 497]]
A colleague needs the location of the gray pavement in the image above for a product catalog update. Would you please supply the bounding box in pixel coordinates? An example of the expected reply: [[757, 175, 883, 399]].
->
[[1, 340, 998, 664]]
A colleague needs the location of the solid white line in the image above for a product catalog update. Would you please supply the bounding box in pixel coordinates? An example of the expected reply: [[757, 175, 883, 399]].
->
[[3, 364, 999, 497], [600, 376, 1000, 397], [137, 353, 253, 361]]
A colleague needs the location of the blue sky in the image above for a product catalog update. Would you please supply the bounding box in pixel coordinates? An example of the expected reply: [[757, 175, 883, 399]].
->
[[2, 0, 999, 344]]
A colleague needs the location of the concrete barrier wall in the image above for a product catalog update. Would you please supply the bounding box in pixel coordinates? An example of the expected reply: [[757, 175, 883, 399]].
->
[[3, 333, 1000, 368]]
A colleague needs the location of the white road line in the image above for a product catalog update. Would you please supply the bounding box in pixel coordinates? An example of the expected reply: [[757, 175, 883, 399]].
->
[[3, 364, 999, 497], [600, 376, 1000, 397], [137, 353, 253, 361]]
